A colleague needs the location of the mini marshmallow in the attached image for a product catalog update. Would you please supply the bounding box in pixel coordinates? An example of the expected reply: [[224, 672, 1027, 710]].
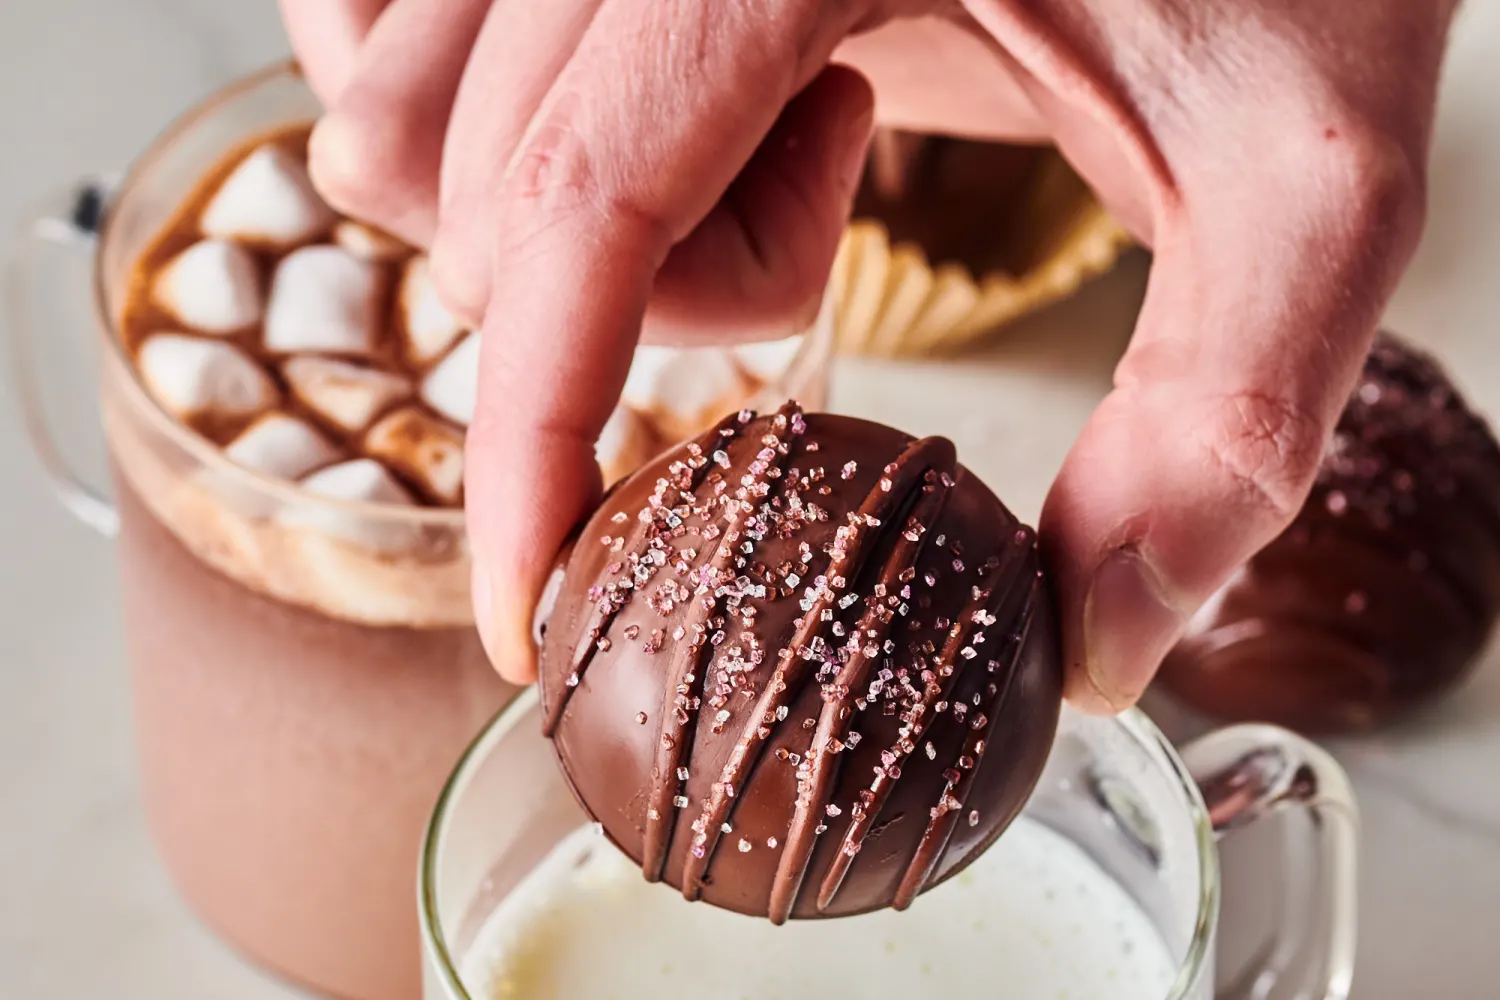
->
[[153, 240, 262, 333], [421, 332, 479, 426], [365, 407, 465, 505], [283, 356, 411, 433], [596, 404, 656, 486], [264, 246, 380, 356], [334, 220, 408, 261], [137, 333, 277, 422], [621, 346, 749, 440], [201, 144, 336, 248], [299, 458, 413, 507], [732, 335, 804, 384], [224, 412, 342, 481], [399, 256, 465, 365]]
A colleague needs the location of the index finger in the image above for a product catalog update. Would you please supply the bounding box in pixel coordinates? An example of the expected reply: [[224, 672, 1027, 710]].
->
[[463, 0, 861, 681]]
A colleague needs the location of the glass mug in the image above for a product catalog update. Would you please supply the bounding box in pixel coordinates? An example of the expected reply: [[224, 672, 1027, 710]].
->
[[6, 62, 833, 1000], [420, 689, 1358, 1000]]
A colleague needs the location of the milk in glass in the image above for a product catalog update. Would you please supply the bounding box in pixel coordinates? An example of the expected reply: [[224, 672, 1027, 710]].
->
[[461, 816, 1178, 1000]]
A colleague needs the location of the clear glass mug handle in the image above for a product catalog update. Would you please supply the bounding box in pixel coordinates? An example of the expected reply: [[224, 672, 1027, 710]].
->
[[5, 176, 120, 537], [1181, 725, 1359, 1000]]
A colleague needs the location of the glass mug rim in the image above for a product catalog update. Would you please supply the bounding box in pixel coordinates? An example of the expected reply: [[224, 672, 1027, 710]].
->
[[419, 687, 1221, 1000], [90, 59, 833, 527]]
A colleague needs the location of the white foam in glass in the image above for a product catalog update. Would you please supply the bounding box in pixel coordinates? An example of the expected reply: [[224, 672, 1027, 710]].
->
[[461, 818, 1178, 1000]]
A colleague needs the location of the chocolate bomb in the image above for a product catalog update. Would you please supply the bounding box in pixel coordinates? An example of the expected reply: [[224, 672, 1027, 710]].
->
[[1159, 334, 1500, 733], [538, 403, 1063, 923]]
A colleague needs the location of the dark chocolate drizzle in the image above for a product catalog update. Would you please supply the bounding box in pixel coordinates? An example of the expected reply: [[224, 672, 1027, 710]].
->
[[676, 434, 957, 922], [821, 534, 1037, 911], [766, 473, 953, 921], [894, 573, 1037, 909], [641, 402, 805, 880], [542, 410, 751, 739]]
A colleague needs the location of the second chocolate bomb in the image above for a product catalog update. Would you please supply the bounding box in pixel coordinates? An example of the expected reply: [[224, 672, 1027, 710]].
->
[[538, 404, 1062, 923], [1159, 334, 1500, 732]]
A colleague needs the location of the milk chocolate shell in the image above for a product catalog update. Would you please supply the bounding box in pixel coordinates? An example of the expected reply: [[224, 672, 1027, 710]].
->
[[1159, 334, 1500, 733], [538, 403, 1063, 922]]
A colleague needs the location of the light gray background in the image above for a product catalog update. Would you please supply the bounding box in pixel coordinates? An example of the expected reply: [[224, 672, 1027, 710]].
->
[[2, 2, 1497, 997]]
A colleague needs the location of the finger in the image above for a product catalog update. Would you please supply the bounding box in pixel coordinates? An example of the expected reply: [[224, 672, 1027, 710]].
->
[[966, 0, 1442, 711], [278, 0, 392, 105], [428, 1, 606, 323], [833, 13, 1048, 140], [305, 0, 492, 246], [464, 0, 864, 683], [1040, 144, 1425, 713], [644, 65, 875, 341]]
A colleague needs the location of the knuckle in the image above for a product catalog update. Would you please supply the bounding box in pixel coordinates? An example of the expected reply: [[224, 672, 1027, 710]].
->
[[1304, 120, 1427, 260], [498, 100, 675, 262], [1195, 390, 1327, 524]]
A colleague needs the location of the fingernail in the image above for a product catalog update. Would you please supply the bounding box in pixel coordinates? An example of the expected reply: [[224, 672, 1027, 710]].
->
[[1083, 548, 1184, 710], [473, 560, 541, 683]]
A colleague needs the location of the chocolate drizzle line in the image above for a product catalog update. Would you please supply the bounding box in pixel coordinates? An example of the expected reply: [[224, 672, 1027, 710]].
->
[[641, 403, 805, 881], [678, 433, 958, 921], [817, 530, 1035, 911], [894, 572, 1037, 910], [542, 410, 749, 739], [767, 478, 952, 922]]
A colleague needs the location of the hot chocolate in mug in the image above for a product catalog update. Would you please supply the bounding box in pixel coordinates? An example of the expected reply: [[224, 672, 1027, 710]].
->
[[6, 62, 833, 1000], [421, 689, 1357, 1000]]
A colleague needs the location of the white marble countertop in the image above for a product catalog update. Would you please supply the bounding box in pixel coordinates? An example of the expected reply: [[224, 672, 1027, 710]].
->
[[1, 2, 1497, 997]]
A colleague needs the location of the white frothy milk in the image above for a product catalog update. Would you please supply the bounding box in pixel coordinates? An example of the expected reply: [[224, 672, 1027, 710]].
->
[[459, 817, 1178, 1000]]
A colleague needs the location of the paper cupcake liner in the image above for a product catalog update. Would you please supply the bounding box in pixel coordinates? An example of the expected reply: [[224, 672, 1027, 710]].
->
[[831, 149, 1132, 358]]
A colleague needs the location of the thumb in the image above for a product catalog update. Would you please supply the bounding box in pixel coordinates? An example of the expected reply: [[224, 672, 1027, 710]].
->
[[1042, 152, 1424, 713]]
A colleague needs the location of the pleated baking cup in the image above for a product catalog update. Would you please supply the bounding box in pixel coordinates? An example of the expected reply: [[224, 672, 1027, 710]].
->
[[830, 152, 1133, 358]]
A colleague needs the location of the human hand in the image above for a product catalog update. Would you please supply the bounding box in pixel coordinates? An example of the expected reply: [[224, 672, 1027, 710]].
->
[[280, 0, 1455, 712]]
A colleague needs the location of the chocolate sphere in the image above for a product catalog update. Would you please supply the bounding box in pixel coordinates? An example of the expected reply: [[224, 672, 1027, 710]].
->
[[1159, 334, 1500, 732], [538, 403, 1062, 923]]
